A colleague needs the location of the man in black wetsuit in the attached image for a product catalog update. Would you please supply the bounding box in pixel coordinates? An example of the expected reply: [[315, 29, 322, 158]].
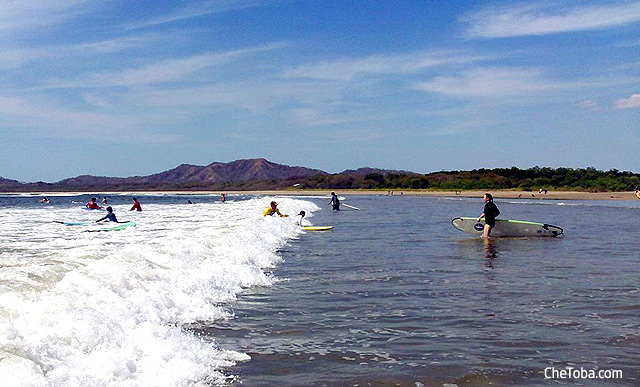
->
[[96, 207, 118, 222], [477, 193, 500, 238], [329, 192, 340, 211]]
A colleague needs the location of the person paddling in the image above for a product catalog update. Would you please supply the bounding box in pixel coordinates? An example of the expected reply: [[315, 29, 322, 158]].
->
[[477, 193, 500, 238], [263, 201, 288, 217], [96, 206, 126, 223]]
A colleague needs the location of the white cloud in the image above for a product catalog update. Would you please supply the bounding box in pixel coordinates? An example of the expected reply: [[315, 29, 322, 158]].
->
[[462, 2, 640, 38], [0, 0, 93, 34], [45, 43, 286, 88], [615, 93, 640, 109], [579, 99, 603, 111], [128, 0, 265, 29], [282, 51, 486, 80], [414, 67, 564, 98]]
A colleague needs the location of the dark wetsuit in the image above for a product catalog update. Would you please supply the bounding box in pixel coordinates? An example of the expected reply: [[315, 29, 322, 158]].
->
[[97, 212, 118, 222], [330, 195, 340, 211], [483, 201, 500, 227]]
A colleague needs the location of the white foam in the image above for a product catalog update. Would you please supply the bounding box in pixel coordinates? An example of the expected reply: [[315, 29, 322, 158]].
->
[[0, 197, 318, 386]]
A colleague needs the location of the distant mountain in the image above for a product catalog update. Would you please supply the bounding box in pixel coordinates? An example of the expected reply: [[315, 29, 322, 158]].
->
[[1, 158, 329, 191], [136, 158, 326, 184]]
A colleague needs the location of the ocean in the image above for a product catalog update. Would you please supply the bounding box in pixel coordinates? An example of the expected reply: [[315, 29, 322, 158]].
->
[[0, 194, 638, 386]]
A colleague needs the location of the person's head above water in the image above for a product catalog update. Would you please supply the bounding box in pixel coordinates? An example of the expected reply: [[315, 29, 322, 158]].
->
[[298, 211, 305, 217], [106, 206, 113, 213], [270, 201, 278, 208]]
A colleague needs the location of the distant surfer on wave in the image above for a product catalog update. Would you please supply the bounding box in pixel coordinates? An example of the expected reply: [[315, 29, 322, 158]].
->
[[329, 192, 340, 211], [86, 197, 103, 210], [264, 201, 288, 217], [477, 193, 500, 238]]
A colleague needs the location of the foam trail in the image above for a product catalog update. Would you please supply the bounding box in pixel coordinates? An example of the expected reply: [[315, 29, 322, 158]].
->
[[0, 197, 318, 386]]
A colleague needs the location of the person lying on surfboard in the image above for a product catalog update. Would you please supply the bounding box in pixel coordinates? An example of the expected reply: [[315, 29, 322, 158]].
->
[[477, 193, 500, 238], [264, 201, 288, 217], [96, 207, 119, 222]]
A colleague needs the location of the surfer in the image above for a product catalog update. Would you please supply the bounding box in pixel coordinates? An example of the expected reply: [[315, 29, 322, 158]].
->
[[221, 193, 226, 203], [294, 211, 309, 226], [101, 196, 109, 205], [130, 197, 142, 211], [40, 197, 51, 204], [264, 201, 288, 217], [86, 198, 103, 210], [477, 193, 500, 238], [96, 207, 118, 222], [329, 192, 340, 211]]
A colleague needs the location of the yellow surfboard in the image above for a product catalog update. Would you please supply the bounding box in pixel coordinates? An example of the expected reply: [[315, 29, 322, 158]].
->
[[303, 226, 333, 231]]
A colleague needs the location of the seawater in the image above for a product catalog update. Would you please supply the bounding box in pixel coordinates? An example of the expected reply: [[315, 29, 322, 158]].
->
[[0, 194, 639, 386], [0, 194, 318, 386]]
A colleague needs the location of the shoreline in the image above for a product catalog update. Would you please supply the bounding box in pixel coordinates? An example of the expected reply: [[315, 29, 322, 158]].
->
[[4, 189, 638, 201]]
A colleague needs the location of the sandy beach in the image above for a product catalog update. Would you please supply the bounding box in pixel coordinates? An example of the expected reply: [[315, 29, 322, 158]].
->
[[15, 190, 638, 201]]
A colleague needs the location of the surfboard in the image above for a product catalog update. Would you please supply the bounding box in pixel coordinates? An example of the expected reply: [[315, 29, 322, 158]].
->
[[87, 222, 137, 232], [451, 217, 563, 237], [341, 203, 360, 210], [303, 226, 333, 231], [54, 221, 90, 226]]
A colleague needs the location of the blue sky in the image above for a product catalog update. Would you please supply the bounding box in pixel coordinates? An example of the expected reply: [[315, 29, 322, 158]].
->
[[1, 0, 639, 182]]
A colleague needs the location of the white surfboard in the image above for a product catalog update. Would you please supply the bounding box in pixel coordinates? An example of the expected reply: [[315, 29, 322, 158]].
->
[[452, 217, 563, 237]]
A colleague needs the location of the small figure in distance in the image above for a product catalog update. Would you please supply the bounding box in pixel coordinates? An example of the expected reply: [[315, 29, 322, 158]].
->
[[86, 197, 103, 210], [96, 206, 119, 222], [635, 187, 640, 200], [294, 211, 309, 226], [220, 193, 226, 203], [477, 193, 500, 238], [264, 201, 288, 217], [329, 192, 340, 211], [130, 197, 142, 211], [101, 196, 109, 205], [40, 197, 51, 204]]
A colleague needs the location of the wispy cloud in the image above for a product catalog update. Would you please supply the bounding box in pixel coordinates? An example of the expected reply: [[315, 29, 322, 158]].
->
[[615, 93, 640, 109], [462, 2, 640, 38], [413, 67, 567, 98], [128, 0, 265, 29], [579, 99, 604, 111], [0, 0, 94, 34], [282, 51, 487, 80], [45, 43, 286, 88]]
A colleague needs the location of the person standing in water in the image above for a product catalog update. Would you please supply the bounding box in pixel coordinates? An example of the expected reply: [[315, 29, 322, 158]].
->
[[329, 192, 340, 211], [86, 197, 103, 210], [477, 193, 500, 238], [220, 193, 226, 203], [294, 211, 309, 226], [130, 197, 142, 211]]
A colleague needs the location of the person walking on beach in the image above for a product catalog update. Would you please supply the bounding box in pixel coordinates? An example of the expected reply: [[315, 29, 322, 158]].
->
[[329, 192, 340, 211], [130, 197, 142, 211], [635, 187, 640, 200], [264, 201, 288, 217], [477, 193, 500, 238], [86, 198, 103, 210]]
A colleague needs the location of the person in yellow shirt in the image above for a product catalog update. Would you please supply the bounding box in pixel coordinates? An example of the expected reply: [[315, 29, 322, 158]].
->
[[263, 201, 289, 217]]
